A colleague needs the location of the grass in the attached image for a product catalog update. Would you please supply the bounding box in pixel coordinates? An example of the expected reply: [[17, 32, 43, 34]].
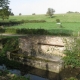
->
[[6, 22, 80, 32], [7, 13, 80, 22], [1, 13, 80, 22], [1, 13, 80, 35]]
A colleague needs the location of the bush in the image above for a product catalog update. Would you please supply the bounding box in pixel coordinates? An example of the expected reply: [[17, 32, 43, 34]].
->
[[32, 13, 36, 15], [5, 28, 16, 33], [16, 28, 48, 35], [56, 19, 60, 23], [0, 69, 30, 80], [20, 20, 46, 23], [0, 28, 5, 33], [11, 75, 30, 80], [48, 29, 72, 36], [63, 36, 80, 67], [0, 20, 46, 27], [0, 21, 22, 27], [0, 28, 72, 36], [66, 77, 78, 80], [0, 37, 19, 57]]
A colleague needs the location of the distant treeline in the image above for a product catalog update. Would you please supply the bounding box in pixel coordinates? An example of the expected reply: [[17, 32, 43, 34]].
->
[[67, 11, 80, 13]]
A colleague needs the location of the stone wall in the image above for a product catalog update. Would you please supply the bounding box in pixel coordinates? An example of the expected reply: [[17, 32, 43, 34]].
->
[[10, 53, 64, 73], [22, 58, 64, 73], [17, 35, 69, 73], [19, 35, 68, 58]]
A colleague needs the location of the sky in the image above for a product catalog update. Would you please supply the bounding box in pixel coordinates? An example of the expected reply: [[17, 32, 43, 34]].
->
[[9, 0, 80, 15]]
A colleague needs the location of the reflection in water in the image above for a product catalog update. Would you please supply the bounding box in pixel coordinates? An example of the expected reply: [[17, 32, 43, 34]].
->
[[76, 73, 80, 80], [21, 65, 80, 80], [21, 65, 60, 80], [0, 64, 80, 80], [46, 63, 49, 79], [24, 74, 48, 80]]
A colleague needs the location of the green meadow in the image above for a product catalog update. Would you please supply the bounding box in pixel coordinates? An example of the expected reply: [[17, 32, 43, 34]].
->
[[1, 13, 80, 35], [8, 13, 80, 22], [6, 22, 80, 32]]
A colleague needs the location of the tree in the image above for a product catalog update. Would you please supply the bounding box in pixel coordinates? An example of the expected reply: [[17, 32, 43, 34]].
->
[[32, 13, 36, 15], [46, 8, 55, 18], [67, 11, 74, 13], [0, 0, 10, 20], [0, 0, 10, 7], [10, 12, 14, 16], [19, 13, 22, 16]]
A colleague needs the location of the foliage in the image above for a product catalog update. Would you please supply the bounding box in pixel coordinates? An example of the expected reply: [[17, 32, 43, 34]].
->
[[63, 36, 80, 67], [0, 0, 10, 8], [46, 8, 55, 17], [0, 26, 5, 33], [0, 28, 73, 36], [56, 19, 60, 23], [19, 13, 22, 16], [66, 77, 78, 80], [0, 20, 46, 27], [0, 21, 22, 26], [0, 6, 11, 20], [20, 19, 46, 23], [67, 11, 75, 13], [67, 11, 79, 14], [0, 70, 30, 80], [16, 28, 48, 35], [32, 13, 36, 15], [11, 75, 30, 80], [0, 0, 10, 20], [0, 37, 19, 56], [10, 12, 14, 16], [0, 56, 22, 69]]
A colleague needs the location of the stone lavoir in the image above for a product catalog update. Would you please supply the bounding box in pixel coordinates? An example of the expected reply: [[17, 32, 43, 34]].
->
[[0, 35, 80, 80], [8, 35, 67, 73], [0, 35, 69, 73]]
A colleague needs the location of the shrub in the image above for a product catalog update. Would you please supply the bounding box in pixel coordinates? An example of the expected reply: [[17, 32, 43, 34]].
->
[[0, 28, 5, 33], [0, 69, 30, 80], [20, 20, 46, 23], [63, 36, 80, 67], [66, 77, 78, 80], [56, 19, 60, 23], [16, 28, 48, 34], [0, 37, 19, 57], [32, 13, 36, 15], [5, 28, 16, 33], [19, 13, 22, 16], [11, 75, 30, 80]]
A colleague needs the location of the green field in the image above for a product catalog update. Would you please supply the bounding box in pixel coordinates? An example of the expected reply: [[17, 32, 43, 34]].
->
[[6, 22, 80, 32], [8, 13, 80, 22], [1, 13, 80, 35]]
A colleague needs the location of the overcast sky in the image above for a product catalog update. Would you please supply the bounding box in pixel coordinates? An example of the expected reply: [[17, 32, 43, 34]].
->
[[9, 0, 80, 15]]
